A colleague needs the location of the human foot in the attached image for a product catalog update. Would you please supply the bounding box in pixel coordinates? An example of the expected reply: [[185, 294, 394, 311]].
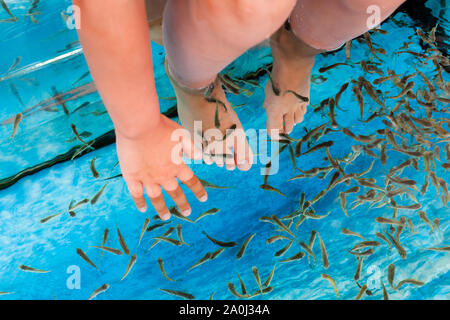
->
[[263, 24, 320, 140], [166, 64, 253, 171]]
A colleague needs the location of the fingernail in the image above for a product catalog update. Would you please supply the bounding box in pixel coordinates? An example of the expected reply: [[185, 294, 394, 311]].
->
[[161, 212, 171, 221], [181, 209, 191, 217], [139, 206, 147, 213], [200, 195, 208, 202]]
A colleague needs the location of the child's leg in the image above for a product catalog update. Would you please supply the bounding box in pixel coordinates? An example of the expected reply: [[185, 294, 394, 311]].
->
[[145, 0, 167, 46], [163, 0, 297, 170], [263, 0, 405, 139]]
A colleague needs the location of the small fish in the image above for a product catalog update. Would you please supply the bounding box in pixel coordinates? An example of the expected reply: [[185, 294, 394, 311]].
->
[[345, 41, 352, 60], [352, 86, 364, 120], [266, 235, 290, 244], [159, 288, 194, 300], [121, 254, 137, 281], [348, 248, 375, 257], [90, 246, 122, 256], [299, 241, 317, 265], [363, 32, 381, 60], [376, 232, 392, 250], [40, 212, 62, 224], [301, 141, 334, 156], [389, 81, 415, 99], [385, 232, 407, 259], [76, 248, 98, 270], [147, 221, 171, 232], [158, 258, 176, 282], [228, 282, 250, 299], [303, 210, 331, 220], [418, 211, 434, 232], [271, 215, 296, 238], [339, 192, 348, 216], [375, 217, 406, 226], [252, 266, 263, 293], [388, 264, 396, 289], [351, 241, 381, 252], [236, 233, 256, 260], [147, 227, 175, 251], [396, 279, 425, 290], [322, 274, 339, 298], [263, 265, 276, 288], [214, 104, 220, 129], [18, 264, 50, 273], [317, 233, 329, 269], [280, 251, 305, 263], [355, 283, 368, 300], [69, 198, 89, 211], [210, 247, 225, 260], [11, 113, 22, 138], [275, 239, 293, 257], [341, 228, 366, 240], [202, 231, 236, 247], [1, 0, 15, 18], [264, 67, 280, 96], [117, 227, 130, 255], [360, 77, 385, 108], [285, 90, 309, 103], [71, 124, 87, 145], [176, 224, 188, 246], [90, 183, 108, 205], [153, 236, 182, 246], [237, 272, 247, 295], [194, 208, 220, 223], [328, 98, 338, 128], [319, 63, 349, 73], [335, 82, 349, 106], [169, 206, 194, 223], [90, 157, 99, 178], [72, 71, 91, 86], [381, 281, 389, 300], [354, 257, 363, 281], [188, 252, 212, 272], [138, 218, 150, 246], [260, 184, 286, 197], [199, 178, 230, 189], [88, 284, 110, 300], [425, 247, 450, 252]]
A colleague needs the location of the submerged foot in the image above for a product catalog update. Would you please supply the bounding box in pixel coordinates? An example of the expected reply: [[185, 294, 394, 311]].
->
[[263, 24, 317, 140], [166, 65, 253, 171]]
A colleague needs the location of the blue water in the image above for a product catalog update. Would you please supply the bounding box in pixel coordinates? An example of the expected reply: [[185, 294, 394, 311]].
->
[[0, 0, 449, 300]]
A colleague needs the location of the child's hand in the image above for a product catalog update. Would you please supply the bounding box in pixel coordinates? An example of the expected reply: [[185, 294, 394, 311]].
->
[[116, 115, 207, 220]]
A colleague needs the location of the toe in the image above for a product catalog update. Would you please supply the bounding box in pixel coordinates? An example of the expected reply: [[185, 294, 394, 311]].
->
[[294, 107, 305, 124], [266, 112, 284, 140], [283, 112, 295, 134]]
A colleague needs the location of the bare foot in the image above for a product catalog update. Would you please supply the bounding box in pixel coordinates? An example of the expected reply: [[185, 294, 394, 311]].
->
[[166, 64, 253, 171], [263, 24, 320, 140]]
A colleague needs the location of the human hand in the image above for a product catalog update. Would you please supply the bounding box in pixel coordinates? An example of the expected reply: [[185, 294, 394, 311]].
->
[[116, 114, 207, 220]]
